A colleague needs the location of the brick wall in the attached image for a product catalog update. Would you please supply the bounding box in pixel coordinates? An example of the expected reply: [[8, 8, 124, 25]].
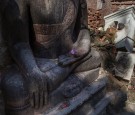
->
[[87, 0, 112, 29], [86, 0, 97, 9], [87, 0, 135, 29], [111, 0, 135, 12]]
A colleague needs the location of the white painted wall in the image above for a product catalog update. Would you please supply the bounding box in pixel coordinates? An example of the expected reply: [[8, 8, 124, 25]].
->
[[104, 6, 135, 49]]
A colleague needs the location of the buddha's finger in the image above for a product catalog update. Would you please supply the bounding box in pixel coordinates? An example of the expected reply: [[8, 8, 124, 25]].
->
[[30, 92, 34, 108], [44, 91, 48, 106], [39, 91, 44, 108], [34, 92, 40, 109]]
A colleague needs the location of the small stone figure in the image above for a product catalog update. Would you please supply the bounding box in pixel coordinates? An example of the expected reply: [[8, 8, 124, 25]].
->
[[0, 0, 101, 114]]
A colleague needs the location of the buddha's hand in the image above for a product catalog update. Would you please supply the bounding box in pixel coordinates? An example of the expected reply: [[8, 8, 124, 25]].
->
[[28, 70, 48, 109], [71, 29, 91, 57]]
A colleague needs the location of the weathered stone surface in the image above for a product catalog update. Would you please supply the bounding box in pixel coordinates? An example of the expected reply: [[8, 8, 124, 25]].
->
[[104, 6, 135, 49], [115, 51, 135, 80]]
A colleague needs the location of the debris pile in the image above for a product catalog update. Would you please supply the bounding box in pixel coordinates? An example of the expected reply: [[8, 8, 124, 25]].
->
[[94, 26, 117, 47]]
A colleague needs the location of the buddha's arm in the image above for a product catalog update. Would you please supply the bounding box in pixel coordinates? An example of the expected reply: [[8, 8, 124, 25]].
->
[[62, 0, 90, 55], [2, 0, 42, 76], [58, 0, 91, 66], [78, 0, 90, 44], [72, 0, 91, 56]]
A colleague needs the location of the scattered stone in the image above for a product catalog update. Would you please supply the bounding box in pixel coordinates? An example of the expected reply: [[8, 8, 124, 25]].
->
[[115, 51, 135, 81]]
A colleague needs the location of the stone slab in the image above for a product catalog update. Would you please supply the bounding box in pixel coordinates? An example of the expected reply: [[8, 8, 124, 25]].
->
[[115, 51, 135, 81], [0, 16, 12, 69]]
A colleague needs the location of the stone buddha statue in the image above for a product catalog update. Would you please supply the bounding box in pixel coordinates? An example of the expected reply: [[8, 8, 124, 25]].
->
[[0, 0, 101, 114]]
